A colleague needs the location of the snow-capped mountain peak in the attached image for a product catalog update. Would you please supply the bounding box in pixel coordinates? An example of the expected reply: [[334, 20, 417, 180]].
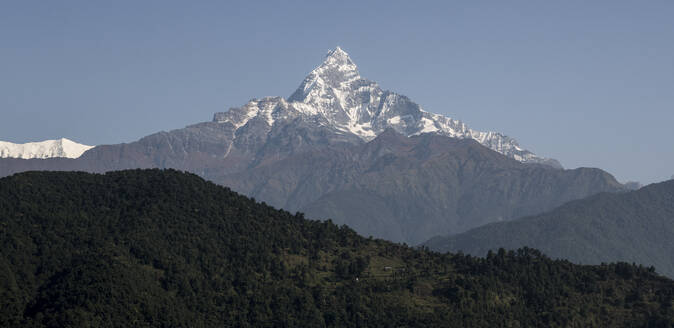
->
[[289, 46, 363, 103], [302, 46, 360, 88], [213, 47, 561, 167], [0, 138, 94, 159], [285, 47, 383, 137], [322, 46, 358, 73]]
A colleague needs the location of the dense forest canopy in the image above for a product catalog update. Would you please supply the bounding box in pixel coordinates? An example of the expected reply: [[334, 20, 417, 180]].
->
[[0, 170, 672, 327]]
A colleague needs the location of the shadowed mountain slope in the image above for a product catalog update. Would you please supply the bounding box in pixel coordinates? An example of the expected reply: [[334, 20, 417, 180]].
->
[[219, 130, 624, 244], [424, 180, 674, 278]]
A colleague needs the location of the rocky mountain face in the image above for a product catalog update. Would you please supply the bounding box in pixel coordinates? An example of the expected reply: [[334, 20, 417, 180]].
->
[[0, 138, 93, 159], [423, 180, 674, 278], [0, 47, 624, 244]]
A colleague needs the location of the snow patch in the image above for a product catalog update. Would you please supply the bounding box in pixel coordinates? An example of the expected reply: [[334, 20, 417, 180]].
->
[[388, 116, 401, 124], [0, 138, 94, 159]]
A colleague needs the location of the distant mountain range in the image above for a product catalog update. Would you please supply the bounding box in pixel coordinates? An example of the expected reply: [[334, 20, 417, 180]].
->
[[0, 47, 625, 244], [424, 180, 674, 278], [0, 138, 92, 159]]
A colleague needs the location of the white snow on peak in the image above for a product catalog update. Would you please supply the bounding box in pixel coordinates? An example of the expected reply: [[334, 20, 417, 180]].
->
[[214, 97, 287, 129], [0, 138, 94, 159], [212, 47, 559, 166], [290, 46, 362, 103]]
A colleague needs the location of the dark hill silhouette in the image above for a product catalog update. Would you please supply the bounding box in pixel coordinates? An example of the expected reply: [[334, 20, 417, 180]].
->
[[0, 170, 671, 326]]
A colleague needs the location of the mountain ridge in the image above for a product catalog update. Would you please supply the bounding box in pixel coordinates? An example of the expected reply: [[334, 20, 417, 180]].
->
[[424, 179, 674, 277]]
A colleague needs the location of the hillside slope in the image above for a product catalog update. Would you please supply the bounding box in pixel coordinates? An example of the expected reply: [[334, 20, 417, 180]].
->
[[425, 180, 674, 278], [0, 170, 672, 327]]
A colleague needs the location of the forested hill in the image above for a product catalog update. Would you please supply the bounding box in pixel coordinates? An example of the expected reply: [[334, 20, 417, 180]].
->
[[424, 180, 674, 278], [1, 170, 672, 327]]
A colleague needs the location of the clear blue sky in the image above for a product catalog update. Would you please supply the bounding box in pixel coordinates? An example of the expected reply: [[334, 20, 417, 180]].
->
[[1, 1, 673, 184]]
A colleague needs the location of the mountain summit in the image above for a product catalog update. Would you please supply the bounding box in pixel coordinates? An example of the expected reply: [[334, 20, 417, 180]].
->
[[290, 46, 361, 99], [215, 47, 560, 167]]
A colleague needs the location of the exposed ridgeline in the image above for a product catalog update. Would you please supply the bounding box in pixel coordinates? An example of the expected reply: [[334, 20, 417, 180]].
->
[[0, 48, 624, 244], [424, 180, 674, 278], [0, 170, 672, 327]]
